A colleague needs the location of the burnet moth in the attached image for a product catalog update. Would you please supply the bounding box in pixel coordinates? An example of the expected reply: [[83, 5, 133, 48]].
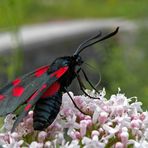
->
[[0, 27, 119, 132]]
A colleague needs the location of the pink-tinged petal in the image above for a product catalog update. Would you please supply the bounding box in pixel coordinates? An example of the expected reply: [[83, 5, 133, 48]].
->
[[11, 132, 19, 140], [115, 142, 124, 148], [91, 130, 99, 141], [115, 105, 124, 116], [131, 119, 141, 129], [74, 96, 83, 105], [82, 137, 91, 145], [25, 118, 33, 126], [80, 120, 87, 137], [98, 111, 108, 124], [140, 113, 145, 121], [92, 107, 100, 124], [28, 111, 33, 118], [91, 130, 99, 137], [92, 135, 99, 141], [102, 124, 119, 134], [75, 131, 81, 139], [44, 141, 52, 148], [76, 112, 85, 120], [29, 141, 43, 148], [84, 115, 91, 120], [120, 131, 129, 145], [38, 131, 47, 143]]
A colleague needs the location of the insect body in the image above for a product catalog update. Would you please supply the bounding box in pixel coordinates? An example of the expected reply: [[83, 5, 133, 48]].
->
[[0, 27, 119, 132]]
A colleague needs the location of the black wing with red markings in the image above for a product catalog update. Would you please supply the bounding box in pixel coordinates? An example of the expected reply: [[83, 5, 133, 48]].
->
[[0, 65, 68, 116]]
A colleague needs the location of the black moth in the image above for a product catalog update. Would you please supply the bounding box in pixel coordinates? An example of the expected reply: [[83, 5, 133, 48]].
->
[[0, 27, 119, 132]]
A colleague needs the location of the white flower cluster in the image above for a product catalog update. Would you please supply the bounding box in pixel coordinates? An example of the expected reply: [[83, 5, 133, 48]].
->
[[0, 89, 148, 148]]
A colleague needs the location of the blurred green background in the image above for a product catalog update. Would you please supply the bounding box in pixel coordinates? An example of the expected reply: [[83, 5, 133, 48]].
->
[[0, 0, 147, 109]]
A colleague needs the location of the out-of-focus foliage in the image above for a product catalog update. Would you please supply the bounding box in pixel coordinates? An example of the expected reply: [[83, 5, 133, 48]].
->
[[0, 0, 148, 28], [0, 0, 24, 80]]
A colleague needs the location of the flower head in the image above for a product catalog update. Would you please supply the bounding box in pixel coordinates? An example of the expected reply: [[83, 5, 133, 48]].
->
[[0, 89, 147, 147]]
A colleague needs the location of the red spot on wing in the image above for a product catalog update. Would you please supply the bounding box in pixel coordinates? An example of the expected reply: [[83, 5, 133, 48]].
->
[[0, 94, 5, 101], [12, 78, 21, 86], [12, 86, 24, 97], [27, 91, 37, 103], [50, 66, 68, 78], [27, 84, 47, 102], [34, 66, 49, 77], [25, 104, 32, 111], [40, 84, 47, 91], [42, 82, 60, 98]]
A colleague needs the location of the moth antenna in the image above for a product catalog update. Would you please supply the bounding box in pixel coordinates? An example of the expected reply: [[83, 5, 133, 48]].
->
[[73, 31, 102, 56], [74, 27, 119, 56]]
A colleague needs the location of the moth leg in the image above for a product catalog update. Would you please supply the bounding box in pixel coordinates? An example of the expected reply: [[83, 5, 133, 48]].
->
[[75, 73, 100, 99], [64, 87, 87, 115], [81, 68, 99, 93]]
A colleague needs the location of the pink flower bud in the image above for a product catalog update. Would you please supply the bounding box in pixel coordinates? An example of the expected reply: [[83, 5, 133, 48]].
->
[[140, 113, 145, 121], [98, 111, 108, 124], [92, 107, 100, 124], [80, 120, 87, 137], [29, 141, 43, 148], [84, 115, 91, 120], [102, 105, 110, 112], [99, 128, 104, 133], [26, 118, 33, 126], [80, 102, 87, 110], [20, 122, 25, 126], [131, 115, 139, 120], [38, 131, 47, 143], [74, 96, 83, 105], [63, 108, 72, 116], [86, 119, 93, 128], [28, 111, 33, 118], [116, 105, 124, 115], [120, 131, 129, 144], [71, 131, 81, 139], [91, 130, 99, 138], [44, 141, 52, 148], [92, 135, 98, 141], [131, 119, 141, 129], [77, 112, 85, 120], [69, 131, 75, 139], [75, 131, 81, 139], [11, 132, 19, 140], [122, 127, 128, 132], [115, 142, 124, 148]]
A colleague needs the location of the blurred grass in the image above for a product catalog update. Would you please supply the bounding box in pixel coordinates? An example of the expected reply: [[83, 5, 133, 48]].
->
[[0, 0, 148, 29], [0, 0, 24, 80]]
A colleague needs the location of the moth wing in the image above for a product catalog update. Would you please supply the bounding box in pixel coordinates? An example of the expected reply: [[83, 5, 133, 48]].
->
[[0, 65, 50, 115], [11, 66, 69, 132]]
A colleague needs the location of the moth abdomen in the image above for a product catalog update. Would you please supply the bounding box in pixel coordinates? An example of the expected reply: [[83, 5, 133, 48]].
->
[[33, 92, 62, 130]]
